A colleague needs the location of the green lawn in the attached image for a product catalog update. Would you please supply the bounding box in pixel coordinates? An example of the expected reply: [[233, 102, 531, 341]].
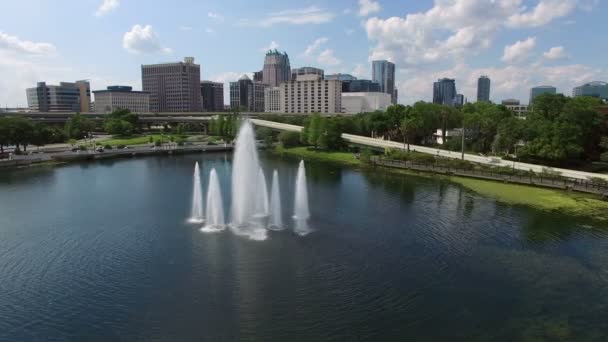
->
[[452, 177, 608, 222], [100, 134, 203, 146], [276, 146, 361, 166]]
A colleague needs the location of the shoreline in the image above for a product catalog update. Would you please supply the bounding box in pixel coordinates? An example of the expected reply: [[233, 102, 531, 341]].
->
[[273, 146, 608, 225]]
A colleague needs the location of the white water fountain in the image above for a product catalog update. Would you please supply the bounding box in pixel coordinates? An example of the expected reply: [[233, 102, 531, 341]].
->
[[229, 120, 268, 240], [188, 120, 312, 239], [201, 168, 225, 233], [188, 162, 204, 224], [293, 160, 311, 236], [268, 170, 283, 230]]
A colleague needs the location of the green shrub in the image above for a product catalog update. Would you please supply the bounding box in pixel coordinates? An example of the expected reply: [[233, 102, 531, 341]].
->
[[154, 139, 161, 147], [117, 144, 126, 149], [104, 144, 112, 150], [177, 141, 185, 146], [278, 131, 301, 148], [79, 145, 87, 151], [360, 148, 373, 165]]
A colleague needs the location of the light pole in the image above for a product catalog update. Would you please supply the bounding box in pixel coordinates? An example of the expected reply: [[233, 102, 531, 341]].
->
[[461, 120, 465, 160]]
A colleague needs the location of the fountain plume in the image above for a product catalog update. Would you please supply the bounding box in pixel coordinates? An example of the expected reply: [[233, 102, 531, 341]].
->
[[293, 160, 311, 235], [188, 162, 204, 223], [201, 168, 225, 233], [268, 169, 283, 230]]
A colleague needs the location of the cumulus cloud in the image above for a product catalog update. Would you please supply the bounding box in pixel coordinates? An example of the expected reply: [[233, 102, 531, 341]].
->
[[501, 37, 536, 64], [318, 49, 341, 66], [0, 32, 56, 55], [261, 41, 280, 52], [395, 62, 606, 105], [208, 12, 224, 22], [358, 0, 381, 16], [122, 25, 172, 54], [351, 63, 370, 79], [303, 37, 328, 56], [543, 46, 567, 60], [95, 0, 119, 17], [507, 0, 577, 27], [364, 0, 582, 67], [239, 6, 334, 27]]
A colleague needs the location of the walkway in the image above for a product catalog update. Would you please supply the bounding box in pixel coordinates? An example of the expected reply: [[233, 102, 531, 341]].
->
[[250, 118, 608, 182]]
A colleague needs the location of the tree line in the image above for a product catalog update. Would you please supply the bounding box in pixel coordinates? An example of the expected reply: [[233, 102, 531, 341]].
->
[[270, 94, 608, 166]]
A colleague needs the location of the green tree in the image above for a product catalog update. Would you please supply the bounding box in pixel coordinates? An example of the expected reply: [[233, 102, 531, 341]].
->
[[9, 117, 34, 151], [31, 123, 54, 149], [307, 113, 322, 148], [0, 118, 9, 153], [64, 113, 93, 139], [278, 131, 301, 148]]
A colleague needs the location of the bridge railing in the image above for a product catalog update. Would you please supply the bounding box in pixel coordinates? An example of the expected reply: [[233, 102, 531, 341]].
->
[[371, 157, 608, 195]]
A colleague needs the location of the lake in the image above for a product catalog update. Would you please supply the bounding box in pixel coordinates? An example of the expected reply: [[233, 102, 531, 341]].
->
[[1, 153, 607, 341]]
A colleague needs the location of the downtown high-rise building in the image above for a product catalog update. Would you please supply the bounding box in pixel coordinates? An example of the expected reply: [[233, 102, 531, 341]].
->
[[325, 73, 357, 81], [200, 81, 224, 112], [92, 86, 150, 113], [26, 80, 91, 112], [477, 76, 491, 102], [229, 75, 265, 112], [141, 57, 202, 112], [372, 60, 396, 104], [433, 78, 457, 106], [262, 49, 291, 87], [573, 81, 608, 101], [292, 67, 324, 80]]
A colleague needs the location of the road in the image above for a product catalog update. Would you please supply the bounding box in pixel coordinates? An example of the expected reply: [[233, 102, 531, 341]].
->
[[250, 118, 608, 182]]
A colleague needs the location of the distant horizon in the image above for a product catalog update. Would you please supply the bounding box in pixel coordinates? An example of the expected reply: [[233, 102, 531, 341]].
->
[[1, 0, 607, 106]]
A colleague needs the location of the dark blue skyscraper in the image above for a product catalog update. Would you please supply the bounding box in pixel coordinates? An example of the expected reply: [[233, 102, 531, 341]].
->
[[477, 76, 490, 102], [433, 78, 457, 106], [372, 60, 396, 104]]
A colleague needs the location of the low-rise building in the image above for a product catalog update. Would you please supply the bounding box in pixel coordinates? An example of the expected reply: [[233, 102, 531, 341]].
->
[[280, 74, 341, 114], [26, 81, 91, 112], [92, 86, 150, 113], [341, 92, 391, 114], [573, 81, 608, 101], [506, 104, 529, 118]]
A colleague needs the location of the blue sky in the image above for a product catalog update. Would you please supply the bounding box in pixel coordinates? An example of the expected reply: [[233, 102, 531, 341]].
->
[[0, 0, 606, 106]]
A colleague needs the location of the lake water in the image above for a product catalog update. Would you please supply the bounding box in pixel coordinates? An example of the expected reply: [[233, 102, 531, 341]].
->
[[1, 153, 607, 341]]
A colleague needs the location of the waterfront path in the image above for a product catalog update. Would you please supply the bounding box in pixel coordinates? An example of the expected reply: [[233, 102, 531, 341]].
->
[[250, 118, 608, 182]]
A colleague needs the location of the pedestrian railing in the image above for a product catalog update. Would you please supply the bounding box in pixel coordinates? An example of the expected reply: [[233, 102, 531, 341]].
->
[[371, 156, 608, 196]]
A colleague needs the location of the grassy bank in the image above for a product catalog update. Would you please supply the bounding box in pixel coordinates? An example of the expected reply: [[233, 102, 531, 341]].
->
[[452, 177, 608, 222], [275, 146, 361, 166], [274, 146, 608, 223], [99, 134, 207, 146]]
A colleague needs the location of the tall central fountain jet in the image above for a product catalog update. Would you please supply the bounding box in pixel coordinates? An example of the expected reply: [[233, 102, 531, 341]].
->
[[230, 120, 268, 240]]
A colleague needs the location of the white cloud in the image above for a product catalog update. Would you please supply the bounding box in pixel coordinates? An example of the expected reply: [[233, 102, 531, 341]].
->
[[358, 0, 381, 16], [239, 6, 334, 27], [396, 62, 606, 105], [364, 0, 582, 67], [543, 46, 567, 60], [318, 49, 341, 66], [261, 41, 280, 52], [507, 0, 577, 27], [208, 12, 224, 22], [345, 28, 355, 35], [351, 63, 370, 79], [501, 37, 536, 64], [95, 0, 119, 17], [0, 32, 56, 55], [122, 25, 172, 54], [303, 37, 328, 56], [179, 26, 192, 31], [205, 28, 215, 34]]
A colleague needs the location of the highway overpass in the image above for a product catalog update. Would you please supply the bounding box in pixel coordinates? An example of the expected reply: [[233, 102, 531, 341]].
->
[[250, 118, 608, 182]]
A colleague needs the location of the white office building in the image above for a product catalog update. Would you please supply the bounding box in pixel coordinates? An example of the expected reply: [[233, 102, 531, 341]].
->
[[93, 86, 150, 113], [341, 92, 392, 114]]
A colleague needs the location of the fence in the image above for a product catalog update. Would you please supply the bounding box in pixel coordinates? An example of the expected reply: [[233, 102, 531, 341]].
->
[[371, 157, 608, 196]]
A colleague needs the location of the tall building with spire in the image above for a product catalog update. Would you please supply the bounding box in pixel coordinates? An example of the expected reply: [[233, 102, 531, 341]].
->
[[262, 49, 291, 87]]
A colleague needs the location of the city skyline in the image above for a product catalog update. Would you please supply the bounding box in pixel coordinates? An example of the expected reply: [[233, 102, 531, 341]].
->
[[1, 0, 607, 107]]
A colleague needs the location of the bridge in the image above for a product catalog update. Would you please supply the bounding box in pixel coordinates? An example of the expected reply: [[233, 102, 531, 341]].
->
[[250, 118, 608, 182]]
